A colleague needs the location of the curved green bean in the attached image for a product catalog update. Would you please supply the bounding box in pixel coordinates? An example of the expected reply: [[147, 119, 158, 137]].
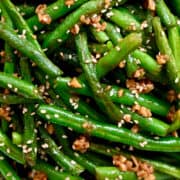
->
[[37, 104, 180, 152]]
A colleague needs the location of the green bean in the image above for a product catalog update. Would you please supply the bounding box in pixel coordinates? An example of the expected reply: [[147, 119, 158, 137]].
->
[[126, 54, 139, 77], [104, 21, 122, 45], [39, 127, 84, 175], [82, 151, 111, 166], [96, 32, 142, 78], [107, 8, 141, 32], [22, 104, 37, 166], [54, 126, 97, 174], [90, 27, 110, 43], [20, 58, 38, 166], [102, 18, 163, 81], [0, 94, 34, 104], [0, 22, 62, 77], [120, 106, 169, 136], [0, 3, 16, 133], [37, 104, 180, 152], [89, 143, 180, 179], [0, 129, 25, 164], [42, 0, 115, 49], [0, 153, 21, 180], [54, 77, 171, 116], [16, 4, 35, 18], [76, 32, 123, 122], [12, 132, 22, 145], [54, 89, 106, 122], [0, 72, 41, 100], [131, 50, 162, 78], [168, 26, 180, 70], [35, 69, 105, 121], [152, 17, 180, 93], [156, 0, 180, 74], [167, 110, 180, 133], [3, 44, 15, 75], [19, 57, 32, 82], [2, 0, 41, 51], [95, 167, 137, 180], [34, 160, 84, 180], [27, 0, 88, 32], [156, 0, 177, 27], [89, 42, 113, 54], [0, 3, 15, 75]]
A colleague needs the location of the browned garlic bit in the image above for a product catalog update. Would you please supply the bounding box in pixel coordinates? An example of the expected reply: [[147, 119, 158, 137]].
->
[[70, 24, 80, 35], [143, 0, 156, 11], [123, 114, 132, 123], [167, 90, 177, 102], [118, 60, 126, 68], [35, 4, 52, 25], [118, 89, 124, 97], [132, 104, 152, 118], [133, 68, 145, 79], [65, 0, 75, 7], [82, 121, 95, 132], [80, 14, 107, 32], [126, 79, 154, 94], [68, 77, 82, 88], [156, 53, 169, 65], [46, 124, 54, 135], [166, 106, 176, 121], [131, 125, 139, 133], [31, 170, 47, 180], [113, 155, 155, 180], [72, 135, 90, 153], [0, 106, 11, 121], [104, 0, 111, 9]]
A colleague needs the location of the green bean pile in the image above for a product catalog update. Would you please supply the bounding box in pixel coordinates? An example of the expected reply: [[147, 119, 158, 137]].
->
[[0, 0, 180, 179]]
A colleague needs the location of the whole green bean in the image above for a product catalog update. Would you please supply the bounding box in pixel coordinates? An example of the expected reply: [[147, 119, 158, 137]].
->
[[0, 22, 62, 77], [37, 104, 180, 152]]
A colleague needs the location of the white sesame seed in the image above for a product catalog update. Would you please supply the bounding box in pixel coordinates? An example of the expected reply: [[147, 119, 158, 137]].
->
[[40, 109, 47, 114], [7, 84, 13, 88], [54, 114, 59, 118]]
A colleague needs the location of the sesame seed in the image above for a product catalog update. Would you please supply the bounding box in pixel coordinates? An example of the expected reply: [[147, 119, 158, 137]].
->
[[7, 84, 13, 88], [54, 114, 59, 118], [40, 109, 47, 114]]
